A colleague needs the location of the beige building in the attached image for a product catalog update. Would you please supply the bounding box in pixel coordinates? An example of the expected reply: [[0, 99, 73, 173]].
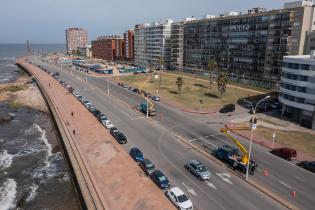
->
[[65, 28, 88, 54]]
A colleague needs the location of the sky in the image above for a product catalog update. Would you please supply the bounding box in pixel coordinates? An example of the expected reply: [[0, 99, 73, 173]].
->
[[0, 0, 294, 44]]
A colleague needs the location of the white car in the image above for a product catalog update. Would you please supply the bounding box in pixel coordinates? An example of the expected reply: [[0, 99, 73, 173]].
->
[[166, 187, 193, 210], [102, 120, 114, 129]]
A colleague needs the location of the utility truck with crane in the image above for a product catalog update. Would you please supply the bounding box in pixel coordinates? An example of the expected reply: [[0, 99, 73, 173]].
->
[[216, 128, 257, 174]]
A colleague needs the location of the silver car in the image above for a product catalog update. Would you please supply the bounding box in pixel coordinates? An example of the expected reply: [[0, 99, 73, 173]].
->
[[185, 160, 211, 180]]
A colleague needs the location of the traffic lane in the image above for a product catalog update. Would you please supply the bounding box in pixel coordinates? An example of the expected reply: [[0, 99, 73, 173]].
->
[[110, 109, 285, 210], [43, 63, 286, 210]]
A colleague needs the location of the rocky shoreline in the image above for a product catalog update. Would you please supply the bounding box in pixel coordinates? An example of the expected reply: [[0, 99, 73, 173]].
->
[[0, 71, 48, 116]]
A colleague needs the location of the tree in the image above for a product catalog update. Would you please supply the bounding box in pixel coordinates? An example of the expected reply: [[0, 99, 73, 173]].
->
[[208, 59, 217, 88], [176, 77, 184, 95], [217, 73, 228, 96]]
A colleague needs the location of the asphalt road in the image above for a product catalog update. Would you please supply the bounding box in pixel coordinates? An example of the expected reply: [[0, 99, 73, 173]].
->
[[30, 57, 299, 210]]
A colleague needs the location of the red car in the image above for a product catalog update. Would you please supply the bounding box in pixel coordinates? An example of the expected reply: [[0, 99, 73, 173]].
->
[[271, 147, 297, 161]]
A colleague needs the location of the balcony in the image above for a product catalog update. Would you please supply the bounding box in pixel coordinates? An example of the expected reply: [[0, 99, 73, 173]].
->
[[282, 67, 315, 77]]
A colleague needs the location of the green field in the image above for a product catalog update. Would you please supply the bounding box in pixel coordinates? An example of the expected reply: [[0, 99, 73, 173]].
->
[[116, 72, 264, 110]]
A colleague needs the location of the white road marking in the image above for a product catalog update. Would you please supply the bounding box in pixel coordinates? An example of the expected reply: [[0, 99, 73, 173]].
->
[[199, 137, 218, 149], [278, 180, 292, 189], [205, 181, 217, 190], [216, 173, 233, 185], [188, 133, 221, 142], [182, 182, 197, 196]]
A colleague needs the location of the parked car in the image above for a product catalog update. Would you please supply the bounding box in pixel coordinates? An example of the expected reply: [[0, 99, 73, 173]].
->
[[185, 160, 211, 180], [114, 132, 127, 144], [122, 83, 128, 88], [297, 161, 315, 173], [270, 147, 297, 160], [150, 170, 170, 189], [128, 86, 134, 91], [152, 96, 160, 101], [271, 101, 282, 109], [84, 101, 92, 109], [104, 120, 114, 129], [139, 159, 155, 175], [129, 147, 144, 162], [88, 105, 96, 113], [144, 92, 151, 98], [93, 109, 102, 118], [166, 187, 193, 210], [110, 127, 120, 137], [118, 82, 123, 86], [219, 104, 235, 113]]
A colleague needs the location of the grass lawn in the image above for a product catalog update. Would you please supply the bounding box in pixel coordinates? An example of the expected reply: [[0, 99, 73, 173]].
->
[[116, 73, 263, 110], [255, 127, 315, 157], [165, 71, 271, 94]]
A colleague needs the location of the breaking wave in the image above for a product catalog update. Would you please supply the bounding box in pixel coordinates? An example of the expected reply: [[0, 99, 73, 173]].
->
[[0, 150, 13, 170], [0, 178, 17, 210]]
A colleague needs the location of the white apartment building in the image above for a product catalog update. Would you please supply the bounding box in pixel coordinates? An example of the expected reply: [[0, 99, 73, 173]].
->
[[280, 52, 315, 130], [134, 20, 173, 69]]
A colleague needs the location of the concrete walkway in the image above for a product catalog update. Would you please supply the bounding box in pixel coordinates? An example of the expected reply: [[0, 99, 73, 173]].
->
[[18, 58, 175, 210]]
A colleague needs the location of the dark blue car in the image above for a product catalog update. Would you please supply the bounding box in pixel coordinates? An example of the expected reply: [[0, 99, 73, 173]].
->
[[129, 147, 144, 162], [150, 170, 170, 189]]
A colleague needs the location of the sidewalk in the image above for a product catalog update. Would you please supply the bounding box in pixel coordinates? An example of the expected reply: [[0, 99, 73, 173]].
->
[[18, 58, 175, 210]]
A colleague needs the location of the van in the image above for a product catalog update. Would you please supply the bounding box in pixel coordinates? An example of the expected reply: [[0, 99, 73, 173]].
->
[[270, 147, 297, 161]]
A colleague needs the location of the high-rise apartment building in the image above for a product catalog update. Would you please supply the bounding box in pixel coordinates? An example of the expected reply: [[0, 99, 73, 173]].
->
[[170, 17, 196, 70], [280, 53, 315, 129], [124, 29, 135, 60], [91, 35, 124, 61], [178, 1, 314, 88], [134, 20, 173, 69], [65, 28, 88, 54]]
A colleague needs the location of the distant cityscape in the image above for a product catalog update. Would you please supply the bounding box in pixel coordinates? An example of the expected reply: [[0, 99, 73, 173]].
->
[[64, 0, 315, 129]]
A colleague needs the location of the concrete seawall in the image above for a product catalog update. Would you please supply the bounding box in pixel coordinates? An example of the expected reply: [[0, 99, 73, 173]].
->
[[17, 57, 175, 210]]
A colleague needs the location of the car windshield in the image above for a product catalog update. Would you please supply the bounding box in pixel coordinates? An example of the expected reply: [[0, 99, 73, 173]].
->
[[197, 165, 207, 172], [158, 175, 167, 182], [178, 194, 188, 203], [146, 162, 154, 168]]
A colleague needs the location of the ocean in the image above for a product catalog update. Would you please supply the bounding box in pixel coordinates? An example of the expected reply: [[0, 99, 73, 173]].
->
[[0, 44, 80, 210]]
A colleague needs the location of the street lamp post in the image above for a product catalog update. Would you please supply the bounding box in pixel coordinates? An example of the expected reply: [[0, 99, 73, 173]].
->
[[243, 95, 270, 181]]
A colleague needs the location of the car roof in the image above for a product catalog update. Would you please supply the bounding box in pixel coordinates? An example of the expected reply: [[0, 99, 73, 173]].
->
[[188, 160, 201, 166], [142, 158, 152, 164], [170, 187, 185, 196], [280, 147, 296, 152], [153, 170, 164, 176]]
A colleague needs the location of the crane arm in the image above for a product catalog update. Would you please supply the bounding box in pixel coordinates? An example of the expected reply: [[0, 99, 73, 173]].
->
[[220, 128, 249, 164]]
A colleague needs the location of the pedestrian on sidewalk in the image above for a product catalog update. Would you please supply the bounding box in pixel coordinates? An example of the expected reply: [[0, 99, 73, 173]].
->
[[71, 112, 74, 116], [73, 129, 76, 135], [49, 83, 50, 87]]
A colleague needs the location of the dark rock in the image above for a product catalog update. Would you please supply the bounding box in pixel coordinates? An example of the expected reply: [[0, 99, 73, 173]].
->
[[52, 145, 61, 153], [0, 113, 13, 124]]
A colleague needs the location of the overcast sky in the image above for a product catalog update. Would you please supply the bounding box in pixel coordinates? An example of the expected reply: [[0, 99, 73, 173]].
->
[[0, 0, 293, 44]]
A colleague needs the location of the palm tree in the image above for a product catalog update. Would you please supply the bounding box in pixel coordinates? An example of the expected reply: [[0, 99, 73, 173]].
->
[[217, 73, 228, 96], [208, 59, 217, 88], [176, 77, 184, 95]]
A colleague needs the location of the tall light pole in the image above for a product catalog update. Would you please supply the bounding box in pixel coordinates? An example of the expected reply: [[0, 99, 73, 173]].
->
[[107, 77, 110, 95], [243, 95, 270, 181]]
